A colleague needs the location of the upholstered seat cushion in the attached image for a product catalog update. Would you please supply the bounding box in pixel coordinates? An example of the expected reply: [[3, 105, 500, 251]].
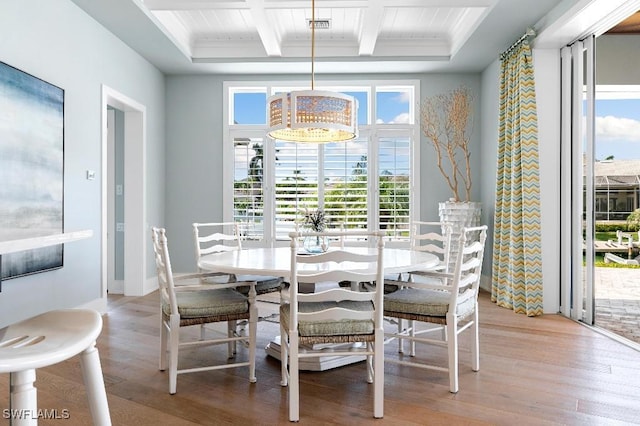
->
[[163, 288, 248, 319], [384, 287, 475, 318], [280, 301, 374, 337]]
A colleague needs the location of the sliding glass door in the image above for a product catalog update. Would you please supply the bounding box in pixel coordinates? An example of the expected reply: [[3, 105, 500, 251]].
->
[[561, 35, 596, 324]]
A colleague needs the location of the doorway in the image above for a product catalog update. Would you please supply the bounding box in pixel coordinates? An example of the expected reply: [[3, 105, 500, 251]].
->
[[101, 85, 146, 297], [561, 32, 640, 346]]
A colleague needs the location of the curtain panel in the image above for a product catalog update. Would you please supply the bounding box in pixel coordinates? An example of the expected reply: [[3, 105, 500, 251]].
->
[[491, 40, 543, 316]]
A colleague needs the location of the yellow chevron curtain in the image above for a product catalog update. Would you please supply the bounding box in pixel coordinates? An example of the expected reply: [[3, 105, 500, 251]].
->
[[491, 39, 543, 316]]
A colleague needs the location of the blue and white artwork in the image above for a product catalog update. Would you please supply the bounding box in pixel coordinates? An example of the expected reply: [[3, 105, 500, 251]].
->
[[0, 61, 64, 280]]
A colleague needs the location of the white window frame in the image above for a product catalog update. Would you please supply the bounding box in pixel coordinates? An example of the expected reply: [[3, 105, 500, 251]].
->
[[223, 80, 420, 247]]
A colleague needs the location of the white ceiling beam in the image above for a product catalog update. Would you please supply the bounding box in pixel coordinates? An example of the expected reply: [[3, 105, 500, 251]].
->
[[144, 0, 250, 10], [246, 0, 282, 57], [144, 0, 496, 11], [358, 1, 384, 56]]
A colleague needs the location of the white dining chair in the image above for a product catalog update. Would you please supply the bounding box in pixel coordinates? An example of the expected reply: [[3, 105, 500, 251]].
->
[[383, 225, 488, 393], [193, 222, 283, 296], [152, 227, 258, 394], [384, 221, 453, 353], [280, 230, 385, 421]]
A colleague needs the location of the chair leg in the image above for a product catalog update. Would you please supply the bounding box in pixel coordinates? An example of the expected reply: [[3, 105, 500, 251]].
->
[[280, 323, 288, 387], [366, 342, 373, 384], [373, 328, 384, 419], [409, 319, 416, 356], [227, 320, 237, 358], [396, 318, 404, 354], [248, 295, 258, 384], [446, 314, 459, 393], [471, 304, 480, 372], [289, 332, 300, 422], [159, 317, 168, 371], [169, 315, 180, 394], [80, 341, 112, 426], [10, 369, 37, 426]]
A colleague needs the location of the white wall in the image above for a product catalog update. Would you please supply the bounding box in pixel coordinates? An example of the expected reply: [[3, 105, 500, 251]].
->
[[0, 0, 166, 327], [534, 49, 562, 314]]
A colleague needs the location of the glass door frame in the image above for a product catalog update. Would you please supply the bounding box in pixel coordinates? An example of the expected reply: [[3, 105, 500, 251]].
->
[[560, 34, 596, 324]]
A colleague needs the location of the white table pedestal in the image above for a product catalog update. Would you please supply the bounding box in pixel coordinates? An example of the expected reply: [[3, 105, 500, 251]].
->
[[265, 336, 367, 371]]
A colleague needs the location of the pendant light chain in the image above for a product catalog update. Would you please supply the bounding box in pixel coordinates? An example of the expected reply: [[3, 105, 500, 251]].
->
[[311, 0, 315, 90]]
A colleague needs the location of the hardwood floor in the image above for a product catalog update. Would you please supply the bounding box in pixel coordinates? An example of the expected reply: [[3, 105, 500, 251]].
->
[[2, 290, 640, 425]]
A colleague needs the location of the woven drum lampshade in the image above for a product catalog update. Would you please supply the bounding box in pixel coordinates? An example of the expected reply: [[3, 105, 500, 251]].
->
[[267, 90, 358, 143]]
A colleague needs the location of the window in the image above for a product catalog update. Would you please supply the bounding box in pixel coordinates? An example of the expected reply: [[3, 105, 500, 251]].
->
[[225, 81, 419, 246]]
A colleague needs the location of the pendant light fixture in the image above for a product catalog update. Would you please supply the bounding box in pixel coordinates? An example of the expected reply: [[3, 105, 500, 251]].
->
[[266, 0, 358, 143]]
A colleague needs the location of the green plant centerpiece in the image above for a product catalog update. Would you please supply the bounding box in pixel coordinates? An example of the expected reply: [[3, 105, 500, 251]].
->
[[301, 208, 330, 253]]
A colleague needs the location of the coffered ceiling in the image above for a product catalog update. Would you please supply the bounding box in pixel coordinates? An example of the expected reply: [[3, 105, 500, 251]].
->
[[70, 0, 564, 74]]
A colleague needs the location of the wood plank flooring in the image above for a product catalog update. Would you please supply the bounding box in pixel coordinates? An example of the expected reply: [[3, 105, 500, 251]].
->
[[1, 290, 639, 425]]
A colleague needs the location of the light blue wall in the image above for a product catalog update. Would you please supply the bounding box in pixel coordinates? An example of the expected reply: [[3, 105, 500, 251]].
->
[[0, 0, 166, 327], [165, 73, 484, 272]]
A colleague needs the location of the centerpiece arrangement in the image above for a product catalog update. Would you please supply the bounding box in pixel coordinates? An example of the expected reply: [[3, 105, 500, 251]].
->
[[301, 208, 330, 253], [420, 85, 481, 267]]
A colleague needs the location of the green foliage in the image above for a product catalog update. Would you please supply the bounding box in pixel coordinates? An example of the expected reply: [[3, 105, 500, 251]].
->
[[595, 222, 640, 232], [627, 209, 640, 232], [301, 208, 327, 232]]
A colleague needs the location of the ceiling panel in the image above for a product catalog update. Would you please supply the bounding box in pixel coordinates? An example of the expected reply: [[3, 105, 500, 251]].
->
[[70, 0, 565, 75]]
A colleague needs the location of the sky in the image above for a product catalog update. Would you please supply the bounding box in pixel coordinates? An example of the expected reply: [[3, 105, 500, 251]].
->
[[594, 91, 640, 161], [233, 89, 411, 126]]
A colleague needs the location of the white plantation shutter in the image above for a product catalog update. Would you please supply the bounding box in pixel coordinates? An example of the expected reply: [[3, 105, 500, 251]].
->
[[379, 136, 411, 240], [323, 139, 369, 235], [274, 141, 320, 240], [233, 137, 265, 240]]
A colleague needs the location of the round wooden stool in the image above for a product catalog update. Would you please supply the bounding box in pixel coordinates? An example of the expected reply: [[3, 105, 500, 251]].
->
[[0, 309, 111, 425]]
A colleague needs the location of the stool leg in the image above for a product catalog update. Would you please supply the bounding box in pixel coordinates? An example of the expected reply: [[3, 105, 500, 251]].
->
[[10, 370, 37, 426], [80, 342, 112, 426]]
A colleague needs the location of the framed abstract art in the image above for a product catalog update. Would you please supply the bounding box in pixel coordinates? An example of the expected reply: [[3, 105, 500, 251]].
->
[[0, 61, 64, 284]]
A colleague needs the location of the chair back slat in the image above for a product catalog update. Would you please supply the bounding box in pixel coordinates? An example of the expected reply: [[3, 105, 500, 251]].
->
[[298, 307, 375, 322], [151, 227, 179, 315], [447, 226, 487, 307], [298, 288, 375, 303], [193, 221, 242, 270], [409, 221, 452, 272]]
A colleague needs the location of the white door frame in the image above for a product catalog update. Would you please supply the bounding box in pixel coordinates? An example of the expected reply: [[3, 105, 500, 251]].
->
[[101, 85, 146, 297]]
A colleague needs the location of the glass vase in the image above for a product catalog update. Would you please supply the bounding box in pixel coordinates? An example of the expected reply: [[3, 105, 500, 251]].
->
[[303, 235, 329, 253]]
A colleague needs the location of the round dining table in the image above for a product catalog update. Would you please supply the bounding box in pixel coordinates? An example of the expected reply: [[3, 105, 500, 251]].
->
[[197, 246, 439, 371], [197, 246, 439, 281]]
